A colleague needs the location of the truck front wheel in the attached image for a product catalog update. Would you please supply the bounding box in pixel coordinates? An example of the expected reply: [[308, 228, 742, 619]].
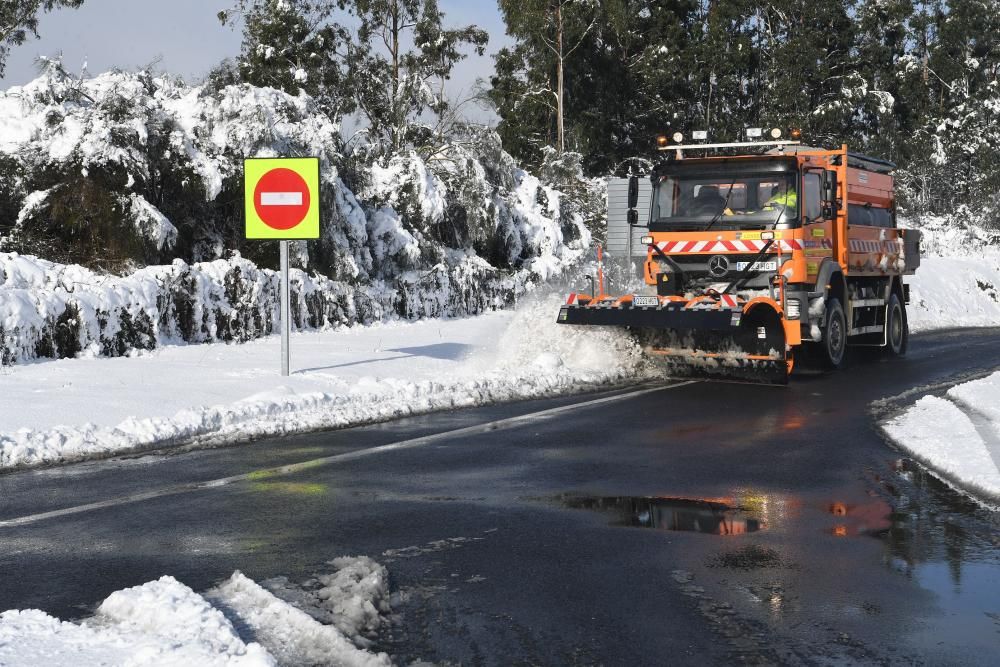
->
[[821, 298, 848, 369]]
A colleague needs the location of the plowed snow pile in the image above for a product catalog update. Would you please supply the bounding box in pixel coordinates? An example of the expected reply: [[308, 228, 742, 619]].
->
[[0, 557, 391, 667], [0, 294, 649, 469], [881, 371, 1000, 503]]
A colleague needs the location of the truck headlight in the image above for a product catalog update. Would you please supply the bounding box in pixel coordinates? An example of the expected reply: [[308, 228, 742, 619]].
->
[[640, 236, 654, 245]]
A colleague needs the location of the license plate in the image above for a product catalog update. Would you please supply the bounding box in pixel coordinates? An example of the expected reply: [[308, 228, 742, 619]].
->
[[632, 296, 659, 307], [736, 261, 777, 272]]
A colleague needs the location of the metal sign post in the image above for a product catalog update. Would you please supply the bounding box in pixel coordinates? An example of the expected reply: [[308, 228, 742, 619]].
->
[[279, 240, 290, 377], [244, 157, 321, 377]]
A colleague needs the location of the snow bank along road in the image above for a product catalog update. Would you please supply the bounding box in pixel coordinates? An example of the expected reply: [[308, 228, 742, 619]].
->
[[882, 370, 1000, 503], [0, 295, 647, 470], [1, 327, 999, 665]]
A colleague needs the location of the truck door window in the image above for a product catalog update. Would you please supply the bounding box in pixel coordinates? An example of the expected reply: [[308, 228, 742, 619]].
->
[[803, 172, 822, 221]]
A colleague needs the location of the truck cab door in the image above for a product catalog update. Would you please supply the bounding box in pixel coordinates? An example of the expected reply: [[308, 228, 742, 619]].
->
[[801, 169, 831, 283]]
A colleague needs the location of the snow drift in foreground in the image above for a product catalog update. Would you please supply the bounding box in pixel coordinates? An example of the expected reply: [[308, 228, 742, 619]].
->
[[881, 371, 1000, 503], [0, 294, 648, 470], [0, 557, 391, 667]]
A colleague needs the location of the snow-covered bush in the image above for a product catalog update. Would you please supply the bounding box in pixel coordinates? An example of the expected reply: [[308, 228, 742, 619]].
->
[[0, 65, 593, 364], [0, 250, 553, 365]]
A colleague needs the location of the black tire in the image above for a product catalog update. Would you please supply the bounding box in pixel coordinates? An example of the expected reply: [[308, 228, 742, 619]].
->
[[821, 298, 848, 369], [885, 292, 908, 357]]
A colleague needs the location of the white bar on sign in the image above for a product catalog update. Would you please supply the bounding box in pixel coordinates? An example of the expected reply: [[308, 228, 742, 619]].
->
[[261, 192, 303, 206]]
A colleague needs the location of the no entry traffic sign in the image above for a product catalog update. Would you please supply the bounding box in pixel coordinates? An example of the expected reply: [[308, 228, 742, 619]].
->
[[244, 157, 320, 239], [243, 156, 322, 377]]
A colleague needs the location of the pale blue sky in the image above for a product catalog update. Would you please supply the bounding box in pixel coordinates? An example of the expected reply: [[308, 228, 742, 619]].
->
[[1, 0, 511, 105]]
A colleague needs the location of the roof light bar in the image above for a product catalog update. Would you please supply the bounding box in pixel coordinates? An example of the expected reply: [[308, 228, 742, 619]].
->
[[656, 139, 802, 153]]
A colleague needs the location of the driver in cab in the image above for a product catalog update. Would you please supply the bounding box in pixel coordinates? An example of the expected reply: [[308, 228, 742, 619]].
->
[[717, 182, 796, 217], [761, 183, 796, 211]]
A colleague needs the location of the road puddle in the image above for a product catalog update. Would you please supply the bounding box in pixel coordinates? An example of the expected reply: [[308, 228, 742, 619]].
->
[[561, 495, 766, 535], [866, 458, 1000, 659]]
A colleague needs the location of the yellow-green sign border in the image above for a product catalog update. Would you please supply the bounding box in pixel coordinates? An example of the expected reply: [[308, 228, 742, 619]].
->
[[244, 157, 321, 240]]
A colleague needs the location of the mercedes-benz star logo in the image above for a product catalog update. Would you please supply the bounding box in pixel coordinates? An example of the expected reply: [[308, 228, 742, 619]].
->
[[707, 255, 730, 278]]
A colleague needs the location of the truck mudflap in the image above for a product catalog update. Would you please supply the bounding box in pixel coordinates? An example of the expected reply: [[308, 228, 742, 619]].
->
[[557, 295, 792, 384]]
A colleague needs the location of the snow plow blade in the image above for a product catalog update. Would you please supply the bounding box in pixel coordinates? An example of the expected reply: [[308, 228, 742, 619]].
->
[[557, 298, 792, 385]]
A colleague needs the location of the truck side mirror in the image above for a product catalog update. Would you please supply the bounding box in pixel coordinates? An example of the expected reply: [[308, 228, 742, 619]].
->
[[627, 209, 639, 226], [627, 176, 639, 209], [823, 170, 838, 202]]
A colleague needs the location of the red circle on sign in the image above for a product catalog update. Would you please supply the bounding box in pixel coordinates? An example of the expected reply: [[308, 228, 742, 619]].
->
[[254, 168, 311, 230]]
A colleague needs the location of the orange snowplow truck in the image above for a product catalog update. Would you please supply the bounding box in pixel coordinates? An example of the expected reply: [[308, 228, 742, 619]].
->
[[557, 133, 921, 383]]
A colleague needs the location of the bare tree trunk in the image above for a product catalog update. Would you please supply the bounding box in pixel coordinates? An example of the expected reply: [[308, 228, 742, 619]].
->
[[556, 1, 565, 154], [391, 0, 401, 151], [705, 72, 713, 128]]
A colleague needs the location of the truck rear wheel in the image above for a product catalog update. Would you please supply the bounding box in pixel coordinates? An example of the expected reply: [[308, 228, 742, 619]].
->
[[821, 298, 848, 369], [885, 292, 908, 356]]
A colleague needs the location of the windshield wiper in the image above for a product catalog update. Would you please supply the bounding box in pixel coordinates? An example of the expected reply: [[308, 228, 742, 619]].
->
[[702, 178, 737, 233]]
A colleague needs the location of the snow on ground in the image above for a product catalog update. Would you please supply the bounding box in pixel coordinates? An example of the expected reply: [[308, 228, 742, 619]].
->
[[881, 371, 1000, 504], [0, 558, 391, 667], [255, 557, 391, 648], [880, 225, 1000, 504], [905, 251, 1000, 332], [0, 294, 647, 470]]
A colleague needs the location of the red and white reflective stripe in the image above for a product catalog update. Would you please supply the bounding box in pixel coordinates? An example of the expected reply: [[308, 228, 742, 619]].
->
[[848, 239, 904, 254], [655, 239, 802, 254], [720, 294, 739, 308], [566, 292, 577, 305]]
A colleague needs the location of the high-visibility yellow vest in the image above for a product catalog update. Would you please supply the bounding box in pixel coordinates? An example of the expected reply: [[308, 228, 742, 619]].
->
[[765, 190, 797, 208]]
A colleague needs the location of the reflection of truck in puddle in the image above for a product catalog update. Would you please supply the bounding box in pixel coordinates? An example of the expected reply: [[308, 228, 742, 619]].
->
[[564, 496, 765, 535]]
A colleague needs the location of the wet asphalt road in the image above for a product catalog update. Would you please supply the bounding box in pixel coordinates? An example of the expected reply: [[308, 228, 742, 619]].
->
[[2, 328, 1000, 665]]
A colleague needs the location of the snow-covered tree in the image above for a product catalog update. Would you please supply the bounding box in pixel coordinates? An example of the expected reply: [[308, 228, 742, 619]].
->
[[220, 0, 352, 119], [894, 0, 1000, 224], [492, 0, 599, 165], [341, 0, 488, 156], [0, 0, 84, 77]]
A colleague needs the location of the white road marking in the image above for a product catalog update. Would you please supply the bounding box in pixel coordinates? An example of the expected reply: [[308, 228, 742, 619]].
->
[[0, 382, 696, 529], [260, 192, 303, 206]]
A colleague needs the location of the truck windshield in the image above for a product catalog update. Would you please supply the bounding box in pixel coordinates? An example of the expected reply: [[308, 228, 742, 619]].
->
[[652, 173, 798, 230]]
